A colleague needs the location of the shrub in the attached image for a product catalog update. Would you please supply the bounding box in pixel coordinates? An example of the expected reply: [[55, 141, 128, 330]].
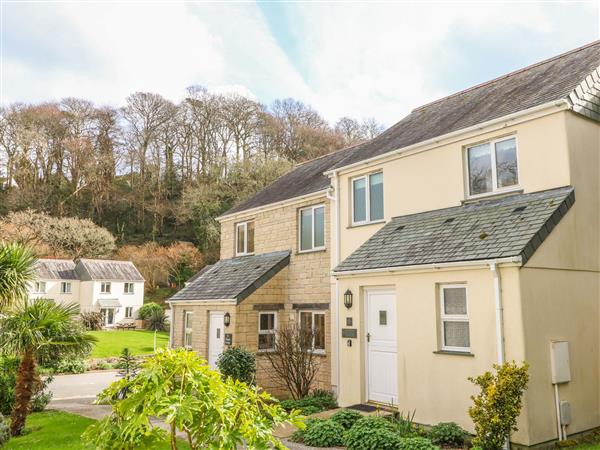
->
[[303, 419, 345, 447], [344, 421, 402, 450], [55, 357, 87, 374], [392, 410, 423, 437], [398, 437, 438, 450], [280, 390, 338, 414], [138, 302, 163, 320], [0, 414, 9, 447], [81, 311, 104, 330], [31, 375, 53, 412], [216, 347, 256, 385], [145, 309, 168, 331], [468, 361, 529, 450], [330, 408, 363, 430], [428, 422, 466, 446], [116, 348, 139, 380]]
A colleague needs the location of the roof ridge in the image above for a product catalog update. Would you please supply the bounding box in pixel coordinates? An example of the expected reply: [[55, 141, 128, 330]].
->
[[78, 258, 134, 264], [413, 40, 600, 112]]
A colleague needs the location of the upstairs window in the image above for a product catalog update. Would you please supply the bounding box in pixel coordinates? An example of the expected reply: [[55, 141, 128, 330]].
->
[[235, 221, 255, 256], [299, 205, 325, 252], [100, 282, 111, 294], [34, 281, 46, 294], [60, 282, 72, 294], [124, 282, 134, 294], [258, 312, 277, 350], [467, 137, 518, 197], [439, 285, 470, 352], [352, 172, 383, 225]]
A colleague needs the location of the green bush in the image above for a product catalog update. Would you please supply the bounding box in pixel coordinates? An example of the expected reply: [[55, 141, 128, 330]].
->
[[428, 422, 466, 446], [216, 347, 256, 385], [330, 408, 363, 430], [0, 413, 9, 447], [56, 357, 87, 374], [398, 437, 438, 450], [303, 419, 345, 447], [392, 410, 423, 437], [137, 302, 163, 320], [280, 390, 338, 414], [344, 416, 401, 450], [469, 361, 529, 450], [31, 375, 53, 412]]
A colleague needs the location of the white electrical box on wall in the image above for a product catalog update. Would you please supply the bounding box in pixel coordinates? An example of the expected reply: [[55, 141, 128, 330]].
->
[[550, 341, 571, 384]]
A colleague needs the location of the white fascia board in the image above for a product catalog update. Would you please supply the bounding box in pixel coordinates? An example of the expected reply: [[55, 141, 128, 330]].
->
[[216, 189, 329, 222], [332, 256, 523, 278], [324, 100, 570, 178], [166, 299, 237, 306]]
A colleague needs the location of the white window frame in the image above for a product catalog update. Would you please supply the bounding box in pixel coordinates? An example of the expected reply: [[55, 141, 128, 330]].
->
[[184, 311, 193, 349], [60, 282, 72, 294], [235, 221, 254, 256], [100, 281, 111, 294], [298, 310, 326, 354], [257, 311, 277, 351], [124, 282, 134, 294], [439, 284, 470, 353], [125, 306, 133, 318], [298, 204, 326, 253], [34, 281, 46, 294], [351, 171, 384, 226], [465, 135, 520, 199]]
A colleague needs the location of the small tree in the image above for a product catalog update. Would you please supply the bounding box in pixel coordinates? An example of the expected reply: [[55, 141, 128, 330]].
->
[[116, 348, 139, 380], [468, 361, 529, 450], [82, 348, 303, 450], [262, 324, 321, 399], [217, 347, 256, 385]]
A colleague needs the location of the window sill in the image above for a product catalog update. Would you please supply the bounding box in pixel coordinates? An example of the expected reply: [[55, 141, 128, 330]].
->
[[347, 219, 385, 229], [296, 248, 327, 255], [462, 188, 523, 204], [433, 350, 474, 357]]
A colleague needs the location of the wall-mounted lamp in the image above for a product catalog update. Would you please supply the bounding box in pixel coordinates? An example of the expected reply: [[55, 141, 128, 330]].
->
[[224, 312, 231, 327], [344, 289, 353, 309]]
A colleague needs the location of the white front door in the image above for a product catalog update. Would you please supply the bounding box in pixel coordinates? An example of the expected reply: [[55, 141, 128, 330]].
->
[[365, 289, 398, 405], [208, 312, 225, 368]]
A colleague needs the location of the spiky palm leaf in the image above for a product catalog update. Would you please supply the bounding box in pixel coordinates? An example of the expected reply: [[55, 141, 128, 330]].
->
[[0, 242, 37, 312]]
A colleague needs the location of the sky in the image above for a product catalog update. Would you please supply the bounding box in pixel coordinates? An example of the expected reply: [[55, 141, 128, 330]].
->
[[1, 1, 599, 126]]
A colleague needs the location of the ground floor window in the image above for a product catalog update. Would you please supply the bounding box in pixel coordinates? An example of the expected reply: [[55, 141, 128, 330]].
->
[[125, 307, 133, 318], [258, 311, 277, 350], [184, 311, 193, 349], [299, 311, 325, 352], [100, 308, 115, 325], [439, 284, 470, 352]]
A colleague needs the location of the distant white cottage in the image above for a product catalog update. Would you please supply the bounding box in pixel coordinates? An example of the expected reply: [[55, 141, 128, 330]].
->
[[29, 258, 145, 327]]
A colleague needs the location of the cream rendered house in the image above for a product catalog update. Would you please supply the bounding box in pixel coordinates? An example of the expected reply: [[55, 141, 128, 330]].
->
[[30, 258, 145, 327], [170, 41, 600, 446]]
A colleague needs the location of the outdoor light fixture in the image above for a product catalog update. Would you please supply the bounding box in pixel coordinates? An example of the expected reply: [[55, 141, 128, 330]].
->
[[344, 289, 353, 309], [224, 312, 231, 327]]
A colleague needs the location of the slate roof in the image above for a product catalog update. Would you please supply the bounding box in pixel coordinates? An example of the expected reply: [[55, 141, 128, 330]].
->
[[222, 41, 600, 216], [185, 265, 213, 285], [75, 259, 144, 282], [34, 259, 77, 280], [169, 251, 290, 302], [334, 187, 575, 273]]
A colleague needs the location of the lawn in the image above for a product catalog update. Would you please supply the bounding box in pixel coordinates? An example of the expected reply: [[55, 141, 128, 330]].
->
[[88, 330, 169, 358], [4, 411, 190, 449]]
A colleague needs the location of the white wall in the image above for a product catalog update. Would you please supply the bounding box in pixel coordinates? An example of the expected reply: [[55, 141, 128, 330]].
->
[[84, 280, 145, 326], [28, 279, 81, 308]]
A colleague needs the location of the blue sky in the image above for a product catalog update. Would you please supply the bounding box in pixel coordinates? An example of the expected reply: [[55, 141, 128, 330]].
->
[[1, 1, 598, 125]]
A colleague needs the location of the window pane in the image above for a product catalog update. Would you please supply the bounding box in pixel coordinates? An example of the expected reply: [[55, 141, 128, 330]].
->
[[495, 138, 518, 188], [468, 143, 492, 195], [369, 173, 384, 221], [443, 321, 470, 348], [300, 312, 313, 350], [185, 313, 192, 328], [353, 178, 367, 222], [247, 222, 255, 253], [379, 310, 387, 325], [258, 333, 275, 350], [443, 288, 467, 315], [236, 224, 245, 254], [260, 313, 274, 331], [314, 314, 325, 350], [300, 209, 313, 251], [314, 206, 325, 248]]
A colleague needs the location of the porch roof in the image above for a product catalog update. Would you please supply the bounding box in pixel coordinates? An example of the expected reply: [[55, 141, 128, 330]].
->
[[334, 186, 574, 273], [169, 250, 290, 303], [98, 298, 122, 308]]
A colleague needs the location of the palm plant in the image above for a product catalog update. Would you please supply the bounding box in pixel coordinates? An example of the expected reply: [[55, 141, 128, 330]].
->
[[0, 242, 37, 312], [0, 299, 96, 436]]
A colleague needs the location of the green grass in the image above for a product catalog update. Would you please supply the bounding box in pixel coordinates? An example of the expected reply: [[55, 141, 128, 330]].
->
[[5, 411, 189, 449], [88, 330, 169, 358]]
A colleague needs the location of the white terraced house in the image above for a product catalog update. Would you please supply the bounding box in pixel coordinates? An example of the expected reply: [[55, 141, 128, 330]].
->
[[29, 258, 145, 327]]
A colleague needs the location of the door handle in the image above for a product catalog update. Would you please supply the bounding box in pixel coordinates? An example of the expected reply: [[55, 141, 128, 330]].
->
[[366, 333, 371, 342]]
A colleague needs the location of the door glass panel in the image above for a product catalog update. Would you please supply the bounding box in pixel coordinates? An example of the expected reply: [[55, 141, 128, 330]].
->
[[468, 143, 492, 195], [443, 321, 470, 348], [353, 178, 366, 222], [216, 328, 220, 339], [369, 173, 384, 221], [300, 209, 313, 251], [379, 310, 387, 325], [314, 206, 325, 248], [495, 138, 518, 188], [443, 288, 467, 315]]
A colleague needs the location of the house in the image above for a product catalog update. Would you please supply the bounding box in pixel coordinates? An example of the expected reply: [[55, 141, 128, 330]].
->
[[30, 258, 145, 327], [169, 40, 600, 447]]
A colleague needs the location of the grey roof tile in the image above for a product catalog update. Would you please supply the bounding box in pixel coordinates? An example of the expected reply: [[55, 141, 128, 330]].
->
[[334, 187, 575, 272], [34, 259, 77, 280], [75, 259, 144, 282], [169, 251, 290, 303]]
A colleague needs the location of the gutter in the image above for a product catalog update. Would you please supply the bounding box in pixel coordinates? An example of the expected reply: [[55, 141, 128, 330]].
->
[[490, 263, 505, 364], [324, 100, 570, 177]]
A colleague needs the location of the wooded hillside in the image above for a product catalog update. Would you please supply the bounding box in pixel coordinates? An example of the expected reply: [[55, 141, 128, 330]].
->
[[0, 88, 383, 260]]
